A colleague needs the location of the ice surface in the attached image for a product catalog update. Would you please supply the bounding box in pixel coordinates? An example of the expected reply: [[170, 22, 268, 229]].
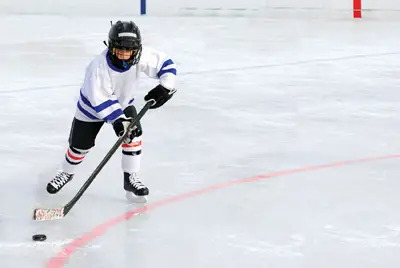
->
[[1, 15, 400, 268]]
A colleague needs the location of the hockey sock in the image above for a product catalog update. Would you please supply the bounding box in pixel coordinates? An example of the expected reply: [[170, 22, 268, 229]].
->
[[121, 136, 142, 174], [61, 146, 89, 174]]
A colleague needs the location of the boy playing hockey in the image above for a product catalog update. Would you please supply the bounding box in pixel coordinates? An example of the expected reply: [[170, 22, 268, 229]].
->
[[46, 20, 177, 202]]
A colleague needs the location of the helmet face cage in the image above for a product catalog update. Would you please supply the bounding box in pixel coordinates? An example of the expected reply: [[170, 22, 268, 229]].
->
[[108, 21, 142, 66]]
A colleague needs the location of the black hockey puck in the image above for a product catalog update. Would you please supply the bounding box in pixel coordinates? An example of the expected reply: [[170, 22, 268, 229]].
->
[[32, 234, 47, 242]]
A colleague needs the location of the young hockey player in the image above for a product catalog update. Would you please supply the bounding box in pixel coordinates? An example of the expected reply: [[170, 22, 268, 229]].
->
[[46, 20, 177, 201]]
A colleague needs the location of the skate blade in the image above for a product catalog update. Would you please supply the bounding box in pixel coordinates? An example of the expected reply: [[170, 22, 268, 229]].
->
[[125, 191, 148, 203]]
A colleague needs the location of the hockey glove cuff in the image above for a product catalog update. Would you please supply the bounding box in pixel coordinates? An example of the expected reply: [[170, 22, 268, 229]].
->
[[144, 84, 176, 109]]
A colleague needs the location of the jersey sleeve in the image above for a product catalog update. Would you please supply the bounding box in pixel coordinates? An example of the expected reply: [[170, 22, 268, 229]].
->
[[139, 47, 177, 90], [77, 62, 126, 123]]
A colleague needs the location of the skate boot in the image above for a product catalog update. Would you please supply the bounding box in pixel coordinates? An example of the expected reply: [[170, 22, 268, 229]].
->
[[124, 172, 149, 203], [46, 171, 74, 194]]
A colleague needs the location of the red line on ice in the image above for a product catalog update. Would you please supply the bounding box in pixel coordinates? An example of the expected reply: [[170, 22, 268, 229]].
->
[[46, 153, 400, 267]]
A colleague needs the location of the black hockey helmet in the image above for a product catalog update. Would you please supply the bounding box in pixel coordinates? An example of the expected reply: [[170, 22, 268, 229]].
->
[[106, 20, 142, 67]]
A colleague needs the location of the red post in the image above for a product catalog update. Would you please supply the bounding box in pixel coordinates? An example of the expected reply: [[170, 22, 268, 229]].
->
[[354, 0, 362, 18]]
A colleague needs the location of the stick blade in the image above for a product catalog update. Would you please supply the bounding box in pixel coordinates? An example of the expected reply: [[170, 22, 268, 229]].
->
[[33, 207, 65, 221]]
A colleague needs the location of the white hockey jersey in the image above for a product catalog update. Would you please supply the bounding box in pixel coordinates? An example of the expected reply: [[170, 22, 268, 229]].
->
[[75, 46, 177, 123]]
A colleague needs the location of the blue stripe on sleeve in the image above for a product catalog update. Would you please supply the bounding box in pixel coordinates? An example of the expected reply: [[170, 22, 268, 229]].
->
[[80, 91, 120, 113], [77, 101, 98, 120], [103, 109, 124, 122], [79, 91, 93, 108], [157, 68, 177, 78], [157, 59, 175, 78], [160, 59, 174, 69]]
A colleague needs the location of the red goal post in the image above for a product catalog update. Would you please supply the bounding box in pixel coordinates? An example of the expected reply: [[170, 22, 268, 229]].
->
[[354, 0, 362, 18]]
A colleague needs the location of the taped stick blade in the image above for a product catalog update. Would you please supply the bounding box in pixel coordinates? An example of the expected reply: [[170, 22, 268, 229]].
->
[[33, 207, 65, 221]]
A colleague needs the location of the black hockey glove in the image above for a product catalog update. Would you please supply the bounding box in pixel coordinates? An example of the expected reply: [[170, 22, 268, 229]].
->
[[144, 84, 176, 109], [112, 118, 139, 144]]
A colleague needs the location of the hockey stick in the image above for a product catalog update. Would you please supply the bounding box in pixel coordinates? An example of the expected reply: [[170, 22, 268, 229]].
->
[[33, 101, 154, 221]]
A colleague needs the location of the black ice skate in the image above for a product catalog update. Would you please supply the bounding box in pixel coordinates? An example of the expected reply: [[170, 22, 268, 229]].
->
[[46, 171, 74, 194], [124, 172, 149, 203]]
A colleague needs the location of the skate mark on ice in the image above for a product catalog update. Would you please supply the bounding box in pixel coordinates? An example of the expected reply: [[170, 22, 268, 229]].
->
[[324, 225, 400, 248], [3, 50, 400, 94]]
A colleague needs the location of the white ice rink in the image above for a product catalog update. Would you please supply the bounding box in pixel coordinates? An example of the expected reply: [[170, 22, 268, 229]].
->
[[1, 14, 400, 268]]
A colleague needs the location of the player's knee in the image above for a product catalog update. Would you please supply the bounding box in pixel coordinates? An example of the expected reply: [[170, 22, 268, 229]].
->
[[68, 118, 103, 150], [124, 105, 143, 137], [133, 126, 142, 137], [69, 139, 95, 150]]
